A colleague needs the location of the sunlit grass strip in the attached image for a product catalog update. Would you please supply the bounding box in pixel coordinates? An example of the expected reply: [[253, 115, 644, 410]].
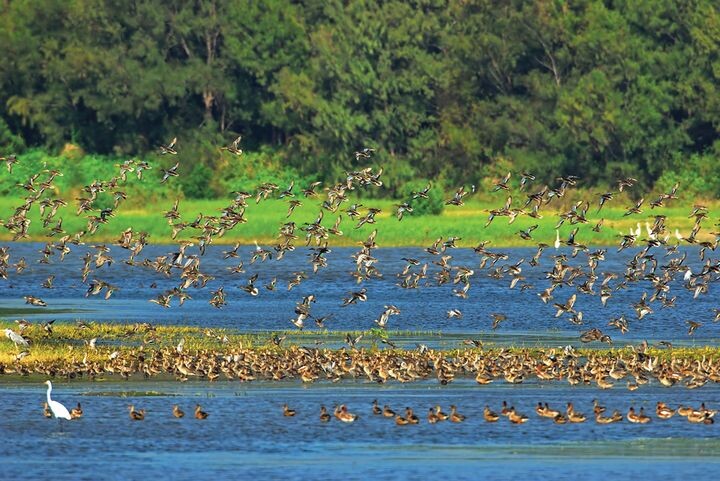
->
[[3, 320, 720, 366], [1, 195, 717, 247]]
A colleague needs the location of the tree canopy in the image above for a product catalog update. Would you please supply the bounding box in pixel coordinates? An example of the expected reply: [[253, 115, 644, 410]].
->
[[1, 0, 719, 194]]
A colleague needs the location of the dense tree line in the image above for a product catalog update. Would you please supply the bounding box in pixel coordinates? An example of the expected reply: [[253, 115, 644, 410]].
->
[[0, 0, 719, 196]]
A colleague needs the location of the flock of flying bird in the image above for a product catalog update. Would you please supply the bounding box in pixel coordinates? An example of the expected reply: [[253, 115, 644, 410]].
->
[[2, 137, 720, 354]]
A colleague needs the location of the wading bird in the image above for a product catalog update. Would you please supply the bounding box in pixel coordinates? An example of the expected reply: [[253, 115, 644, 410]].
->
[[44, 381, 71, 420]]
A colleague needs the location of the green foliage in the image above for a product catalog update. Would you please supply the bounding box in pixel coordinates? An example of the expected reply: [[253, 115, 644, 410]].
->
[[656, 153, 720, 200], [181, 163, 214, 199], [0, 0, 719, 192], [215, 148, 314, 196], [0, 148, 180, 205], [0, 118, 25, 152]]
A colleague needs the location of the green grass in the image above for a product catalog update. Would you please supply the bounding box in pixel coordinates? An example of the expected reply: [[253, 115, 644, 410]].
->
[[0, 192, 717, 248]]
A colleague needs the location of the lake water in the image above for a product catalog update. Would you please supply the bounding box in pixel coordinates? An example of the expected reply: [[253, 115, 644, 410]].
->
[[1, 242, 719, 480], [1, 379, 720, 481], [0, 243, 717, 345]]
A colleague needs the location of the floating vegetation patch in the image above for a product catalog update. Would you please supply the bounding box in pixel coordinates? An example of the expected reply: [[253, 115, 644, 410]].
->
[[0, 308, 90, 316], [83, 391, 178, 397]]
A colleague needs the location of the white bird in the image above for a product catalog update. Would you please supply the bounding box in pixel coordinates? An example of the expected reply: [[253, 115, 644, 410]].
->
[[645, 221, 655, 239], [554, 230, 561, 249], [4, 328, 29, 349], [684, 267, 693, 282], [44, 380, 71, 420]]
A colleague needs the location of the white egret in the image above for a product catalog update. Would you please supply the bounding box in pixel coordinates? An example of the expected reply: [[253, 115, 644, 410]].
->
[[44, 380, 72, 420], [4, 328, 29, 349], [554, 230, 561, 249]]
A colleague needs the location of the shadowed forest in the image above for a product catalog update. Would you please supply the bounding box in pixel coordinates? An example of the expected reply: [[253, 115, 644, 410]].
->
[[1, 0, 719, 200]]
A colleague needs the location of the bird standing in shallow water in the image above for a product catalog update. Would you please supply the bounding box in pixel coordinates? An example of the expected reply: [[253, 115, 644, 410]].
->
[[44, 381, 71, 420]]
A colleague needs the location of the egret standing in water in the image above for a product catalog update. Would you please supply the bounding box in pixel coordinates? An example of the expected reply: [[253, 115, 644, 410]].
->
[[44, 381, 71, 420]]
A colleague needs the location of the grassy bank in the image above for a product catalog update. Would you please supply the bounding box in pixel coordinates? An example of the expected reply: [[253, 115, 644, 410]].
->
[[3, 320, 720, 365], [1, 194, 717, 248]]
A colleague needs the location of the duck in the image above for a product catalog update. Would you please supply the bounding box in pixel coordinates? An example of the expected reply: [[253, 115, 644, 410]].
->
[[434, 405, 449, 421], [427, 408, 439, 424], [595, 410, 623, 424], [221, 135, 243, 156], [508, 407, 529, 424], [592, 399, 606, 416], [283, 404, 296, 417], [475, 371, 493, 384], [566, 402, 586, 423], [553, 414, 568, 424], [194, 404, 209, 419], [372, 399, 382, 415], [70, 402, 83, 419], [677, 405, 694, 417], [319, 406, 331, 422], [43, 402, 52, 418], [700, 403, 718, 417], [395, 415, 410, 425], [656, 402, 675, 420], [160, 136, 178, 155], [687, 410, 713, 424], [449, 405, 465, 423], [173, 405, 185, 418], [627, 407, 650, 424], [536, 402, 561, 419], [335, 404, 358, 423], [382, 405, 396, 418], [484, 406, 500, 422], [128, 405, 145, 420], [405, 407, 419, 424]]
